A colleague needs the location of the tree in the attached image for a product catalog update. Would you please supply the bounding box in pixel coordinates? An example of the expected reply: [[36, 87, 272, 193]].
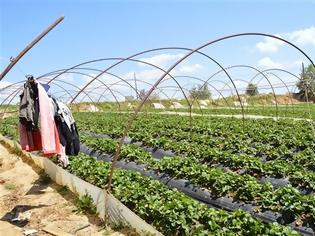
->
[[189, 84, 211, 100], [138, 89, 146, 100], [246, 83, 258, 96], [138, 89, 160, 101], [296, 64, 315, 101]]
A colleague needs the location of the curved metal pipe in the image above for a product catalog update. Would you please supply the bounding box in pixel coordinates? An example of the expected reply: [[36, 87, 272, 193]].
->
[[106, 32, 315, 192]]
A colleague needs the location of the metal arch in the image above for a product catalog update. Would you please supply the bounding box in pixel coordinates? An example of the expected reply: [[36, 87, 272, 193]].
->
[[0, 68, 121, 109], [42, 77, 97, 105], [218, 78, 250, 93], [41, 49, 240, 132], [54, 90, 121, 111], [254, 72, 294, 105], [38, 68, 135, 108], [0, 80, 26, 92], [36, 67, 131, 110], [251, 68, 303, 115], [85, 78, 173, 103], [57, 61, 190, 109], [62, 57, 191, 108], [95, 73, 175, 103], [162, 75, 233, 112], [200, 33, 314, 67], [72, 75, 186, 114], [264, 72, 295, 116], [251, 68, 301, 81], [0, 87, 24, 121], [290, 76, 315, 102], [39, 71, 122, 110], [208, 79, 236, 97], [246, 68, 315, 117], [86, 81, 195, 114], [49, 89, 108, 103], [0, 76, 97, 107], [35, 67, 155, 107], [149, 84, 204, 115], [203, 64, 280, 117], [0, 77, 96, 117], [79, 86, 128, 103], [106, 32, 315, 192], [99, 80, 171, 103], [250, 69, 308, 114], [79, 88, 127, 103], [41, 47, 240, 117]]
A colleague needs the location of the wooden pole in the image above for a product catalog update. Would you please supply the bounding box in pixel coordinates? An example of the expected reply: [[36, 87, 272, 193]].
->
[[0, 16, 64, 81]]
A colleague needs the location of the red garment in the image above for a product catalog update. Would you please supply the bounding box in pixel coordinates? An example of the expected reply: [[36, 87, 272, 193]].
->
[[19, 123, 42, 151], [19, 82, 61, 157], [42, 123, 61, 157], [38, 83, 60, 156]]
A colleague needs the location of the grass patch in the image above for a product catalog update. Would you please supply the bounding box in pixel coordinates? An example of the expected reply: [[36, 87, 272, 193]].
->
[[56, 185, 69, 194], [74, 193, 97, 214], [38, 171, 51, 185], [4, 183, 17, 190]]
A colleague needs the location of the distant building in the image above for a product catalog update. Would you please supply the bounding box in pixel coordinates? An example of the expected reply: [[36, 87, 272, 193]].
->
[[152, 103, 165, 109], [86, 104, 99, 112], [170, 102, 184, 109], [125, 96, 134, 101]]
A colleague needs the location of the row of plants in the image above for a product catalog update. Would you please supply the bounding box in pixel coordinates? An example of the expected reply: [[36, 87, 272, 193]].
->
[[81, 135, 315, 227], [2, 113, 315, 233], [74, 112, 315, 157], [0, 116, 18, 140], [75, 113, 315, 191], [161, 104, 315, 119], [67, 153, 300, 235], [76, 112, 315, 168]]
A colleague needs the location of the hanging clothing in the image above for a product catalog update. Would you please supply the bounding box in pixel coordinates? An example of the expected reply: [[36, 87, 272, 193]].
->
[[52, 99, 80, 156], [19, 123, 42, 151], [18, 79, 77, 168], [57, 101, 75, 129], [37, 83, 61, 156], [19, 80, 61, 157], [19, 80, 39, 130]]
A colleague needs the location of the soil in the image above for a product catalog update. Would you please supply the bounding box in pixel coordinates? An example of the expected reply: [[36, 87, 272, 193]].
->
[[0, 143, 124, 236]]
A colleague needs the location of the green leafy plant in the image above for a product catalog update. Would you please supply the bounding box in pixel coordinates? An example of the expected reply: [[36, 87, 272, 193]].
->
[[74, 193, 97, 214]]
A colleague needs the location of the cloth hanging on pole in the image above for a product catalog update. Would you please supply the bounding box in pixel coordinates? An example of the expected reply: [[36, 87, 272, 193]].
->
[[37, 82, 61, 155], [18, 78, 79, 167]]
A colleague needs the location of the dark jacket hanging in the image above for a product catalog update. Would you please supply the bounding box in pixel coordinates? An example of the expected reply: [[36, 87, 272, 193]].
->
[[52, 98, 80, 156], [19, 80, 39, 130]]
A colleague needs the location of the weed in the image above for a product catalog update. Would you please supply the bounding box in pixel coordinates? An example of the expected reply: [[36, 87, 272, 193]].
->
[[5, 183, 16, 190], [38, 171, 51, 184], [75, 193, 97, 214], [56, 185, 69, 194]]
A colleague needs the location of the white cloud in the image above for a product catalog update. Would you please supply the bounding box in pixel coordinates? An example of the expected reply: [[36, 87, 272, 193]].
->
[[124, 69, 164, 83], [258, 57, 284, 69], [286, 26, 315, 46], [0, 81, 12, 89], [0, 81, 15, 101], [178, 64, 203, 73], [256, 26, 315, 53], [137, 53, 185, 68], [256, 36, 284, 53], [59, 73, 74, 82]]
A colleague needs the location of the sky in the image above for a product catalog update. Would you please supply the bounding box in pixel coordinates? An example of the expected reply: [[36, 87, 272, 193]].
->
[[1, 0, 315, 102]]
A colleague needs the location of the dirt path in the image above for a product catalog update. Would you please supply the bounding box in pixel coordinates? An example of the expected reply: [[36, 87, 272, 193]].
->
[[0, 144, 121, 236]]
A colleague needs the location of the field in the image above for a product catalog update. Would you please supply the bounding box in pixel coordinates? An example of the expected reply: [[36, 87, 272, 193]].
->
[[1, 111, 315, 235]]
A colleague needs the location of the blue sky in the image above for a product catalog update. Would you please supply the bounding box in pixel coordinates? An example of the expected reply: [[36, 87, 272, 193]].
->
[[1, 0, 315, 102]]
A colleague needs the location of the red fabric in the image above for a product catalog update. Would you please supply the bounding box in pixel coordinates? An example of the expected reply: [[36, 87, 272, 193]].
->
[[19, 82, 61, 156], [42, 123, 60, 157], [19, 123, 42, 151], [38, 83, 60, 156]]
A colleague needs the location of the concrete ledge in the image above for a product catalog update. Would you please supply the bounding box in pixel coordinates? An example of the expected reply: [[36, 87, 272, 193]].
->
[[0, 135, 162, 236]]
